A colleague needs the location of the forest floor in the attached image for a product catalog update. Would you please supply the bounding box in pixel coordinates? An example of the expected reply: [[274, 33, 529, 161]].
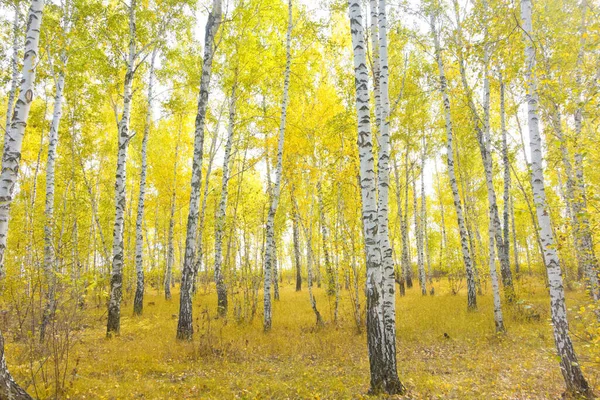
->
[[6, 276, 600, 399]]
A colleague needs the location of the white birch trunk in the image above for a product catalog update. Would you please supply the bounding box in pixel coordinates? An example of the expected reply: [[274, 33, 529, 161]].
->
[[348, 0, 403, 393], [165, 125, 182, 300], [4, 8, 20, 138], [572, 0, 599, 301], [521, 0, 591, 394], [263, 0, 292, 332], [214, 86, 236, 317], [414, 157, 426, 295], [0, 1, 44, 398], [107, 0, 137, 336], [177, 0, 222, 340], [392, 158, 405, 296], [41, 5, 71, 339], [375, 5, 402, 389], [133, 48, 157, 315], [500, 75, 519, 277], [429, 12, 477, 310]]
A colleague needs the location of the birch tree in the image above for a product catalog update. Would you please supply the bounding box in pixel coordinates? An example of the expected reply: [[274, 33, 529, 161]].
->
[[41, 0, 71, 340], [4, 7, 20, 138], [107, 0, 138, 336], [133, 48, 157, 315], [347, 0, 404, 393], [521, 0, 591, 394], [214, 84, 237, 317], [0, 0, 44, 398], [263, 0, 292, 332], [177, 0, 222, 340], [429, 8, 477, 310]]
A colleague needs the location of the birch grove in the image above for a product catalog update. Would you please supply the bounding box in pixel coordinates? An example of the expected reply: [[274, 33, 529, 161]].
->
[[0, 0, 599, 397]]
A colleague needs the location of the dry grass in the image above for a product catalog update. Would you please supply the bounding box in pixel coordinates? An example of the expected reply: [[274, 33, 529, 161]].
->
[[6, 276, 600, 399]]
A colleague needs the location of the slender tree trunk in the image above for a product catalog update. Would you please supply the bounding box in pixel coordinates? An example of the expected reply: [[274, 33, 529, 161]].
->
[[41, 8, 71, 339], [348, 0, 404, 394], [0, 1, 44, 398], [571, 0, 599, 302], [375, 1, 403, 392], [214, 85, 236, 317], [292, 186, 302, 291], [392, 159, 406, 296], [193, 108, 221, 294], [165, 122, 182, 300], [177, 0, 222, 341], [107, 0, 137, 337], [263, 0, 292, 332], [521, 0, 591, 395], [500, 75, 519, 277], [413, 159, 426, 295], [402, 150, 412, 288], [317, 181, 335, 296], [4, 8, 20, 138], [421, 137, 433, 291], [429, 11, 477, 310], [133, 48, 157, 316]]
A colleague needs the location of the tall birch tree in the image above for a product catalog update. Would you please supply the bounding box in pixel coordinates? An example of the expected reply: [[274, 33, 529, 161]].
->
[[107, 0, 138, 336], [177, 0, 222, 340], [133, 48, 158, 316], [263, 0, 292, 332], [521, 0, 591, 394], [0, 0, 44, 398]]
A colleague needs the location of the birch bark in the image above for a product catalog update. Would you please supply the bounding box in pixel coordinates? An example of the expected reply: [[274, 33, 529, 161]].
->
[[4, 8, 20, 139], [348, 0, 404, 393], [413, 159, 426, 295], [41, 3, 71, 339], [0, 0, 44, 397], [133, 48, 157, 315], [214, 85, 236, 317], [521, 0, 591, 394], [263, 0, 292, 332], [107, 0, 138, 336], [177, 0, 222, 340], [375, 5, 402, 389]]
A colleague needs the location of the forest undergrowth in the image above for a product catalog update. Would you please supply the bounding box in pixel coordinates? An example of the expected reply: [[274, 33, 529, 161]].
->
[[4, 275, 600, 399]]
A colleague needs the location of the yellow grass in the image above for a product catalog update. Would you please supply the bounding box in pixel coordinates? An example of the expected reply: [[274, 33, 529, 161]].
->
[[6, 277, 600, 399]]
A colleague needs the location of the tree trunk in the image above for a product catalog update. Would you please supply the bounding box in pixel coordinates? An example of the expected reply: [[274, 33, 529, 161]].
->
[[107, 0, 137, 337], [4, 7, 20, 139], [413, 159, 426, 295], [41, 7, 71, 338], [263, 0, 292, 332], [521, 0, 591, 395], [317, 181, 334, 296], [292, 186, 302, 291], [214, 85, 236, 317], [165, 122, 182, 300], [133, 48, 157, 316], [348, 0, 404, 394], [429, 11, 477, 310], [500, 75, 519, 277], [177, 0, 222, 341], [392, 159, 406, 296], [571, 0, 599, 302], [0, 1, 44, 398], [193, 108, 221, 294], [402, 149, 412, 288]]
